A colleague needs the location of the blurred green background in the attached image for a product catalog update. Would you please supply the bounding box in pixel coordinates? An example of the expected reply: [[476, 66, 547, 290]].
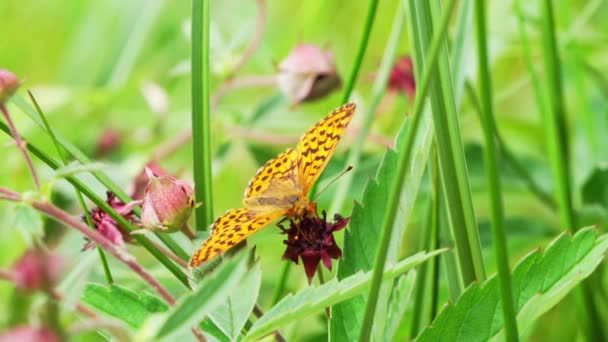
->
[[1, 0, 608, 340]]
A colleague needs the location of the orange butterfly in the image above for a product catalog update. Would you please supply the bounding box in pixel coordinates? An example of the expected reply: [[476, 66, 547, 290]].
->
[[189, 103, 356, 267]]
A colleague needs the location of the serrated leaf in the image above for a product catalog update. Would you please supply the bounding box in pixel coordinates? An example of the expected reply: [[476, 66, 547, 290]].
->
[[245, 249, 445, 341], [82, 283, 169, 329], [209, 261, 262, 340], [417, 227, 608, 341], [156, 252, 248, 340], [330, 95, 433, 342]]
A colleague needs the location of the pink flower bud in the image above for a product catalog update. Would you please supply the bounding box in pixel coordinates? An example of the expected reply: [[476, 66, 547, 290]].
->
[[388, 56, 415, 100], [11, 249, 64, 292], [276, 44, 342, 104], [94, 128, 122, 157], [140, 168, 195, 232], [0, 69, 20, 104], [0, 326, 60, 342]]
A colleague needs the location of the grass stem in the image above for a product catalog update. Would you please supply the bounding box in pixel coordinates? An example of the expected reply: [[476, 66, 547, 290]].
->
[[192, 0, 214, 231], [473, 0, 518, 339]]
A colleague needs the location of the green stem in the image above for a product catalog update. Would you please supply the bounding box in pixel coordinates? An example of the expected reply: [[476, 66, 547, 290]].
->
[[27, 91, 114, 285], [329, 0, 405, 215], [192, 0, 214, 231], [473, 0, 518, 339], [464, 82, 556, 210], [540, 0, 604, 340], [419, 0, 486, 284], [340, 0, 379, 104], [271, 262, 291, 305], [358, 1, 458, 340], [0, 121, 190, 289]]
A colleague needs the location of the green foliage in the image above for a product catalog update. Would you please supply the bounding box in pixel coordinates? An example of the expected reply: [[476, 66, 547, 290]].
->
[[208, 260, 262, 340], [82, 284, 169, 329], [247, 249, 445, 341], [417, 227, 608, 341], [155, 253, 249, 340]]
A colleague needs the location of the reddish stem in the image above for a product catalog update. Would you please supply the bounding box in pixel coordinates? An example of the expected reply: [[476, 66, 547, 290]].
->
[[0, 104, 40, 190]]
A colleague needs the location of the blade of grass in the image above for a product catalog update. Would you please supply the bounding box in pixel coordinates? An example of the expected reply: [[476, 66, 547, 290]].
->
[[191, 0, 214, 231], [329, 0, 406, 216], [10, 95, 189, 261], [473, 0, 517, 339], [539, 0, 604, 339], [0, 121, 190, 289], [428, 0, 486, 283], [358, 0, 459, 340], [340, 0, 379, 104], [28, 90, 113, 284]]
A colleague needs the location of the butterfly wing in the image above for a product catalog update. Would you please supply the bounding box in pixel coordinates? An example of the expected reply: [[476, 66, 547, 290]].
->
[[244, 148, 299, 200], [189, 208, 286, 267], [296, 102, 356, 194]]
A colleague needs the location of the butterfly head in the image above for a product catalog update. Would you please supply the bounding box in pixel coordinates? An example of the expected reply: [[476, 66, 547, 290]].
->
[[289, 195, 317, 219]]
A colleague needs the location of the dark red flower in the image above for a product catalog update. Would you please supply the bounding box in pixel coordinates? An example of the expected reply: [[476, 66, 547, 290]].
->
[[83, 191, 139, 250], [94, 128, 122, 158], [281, 211, 349, 282], [388, 55, 415, 100]]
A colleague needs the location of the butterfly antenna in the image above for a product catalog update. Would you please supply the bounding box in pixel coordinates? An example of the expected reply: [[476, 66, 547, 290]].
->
[[313, 166, 353, 200]]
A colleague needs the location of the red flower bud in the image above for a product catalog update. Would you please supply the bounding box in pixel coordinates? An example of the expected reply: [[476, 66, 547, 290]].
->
[[11, 249, 64, 292], [140, 168, 195, 232], [388, 56, 416, 100], [83, 192, 139, 250], [277, 44, 342, 104], [0, 69, 19, 104]]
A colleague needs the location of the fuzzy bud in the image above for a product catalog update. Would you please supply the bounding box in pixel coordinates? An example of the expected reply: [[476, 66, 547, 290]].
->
[[140, 168, 195, 232], [276, 44, 342, 104], [11, 249, 64, 292], [0, 69, 19, 104]]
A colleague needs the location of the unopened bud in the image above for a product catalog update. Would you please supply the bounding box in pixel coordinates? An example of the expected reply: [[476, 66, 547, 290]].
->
[[0, 69, 19, 104], [11, 249, 63, 292], [276, 44, 341, 104], [140, 168, 195, 232]]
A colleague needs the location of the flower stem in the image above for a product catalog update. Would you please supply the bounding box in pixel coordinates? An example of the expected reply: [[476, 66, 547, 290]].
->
[[540, 0, 604, 339], [192, 0, 214, 231], [358, 0, 458, 340], [28, 90, 114, 284], [0, 122, 191, 288], [0, 104, 40, 190], [473, 0, 517, 339], [340, 0, 379, 104]]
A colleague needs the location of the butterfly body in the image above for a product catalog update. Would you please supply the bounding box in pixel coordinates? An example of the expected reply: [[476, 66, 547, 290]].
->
[[189, 103, 356, 268]]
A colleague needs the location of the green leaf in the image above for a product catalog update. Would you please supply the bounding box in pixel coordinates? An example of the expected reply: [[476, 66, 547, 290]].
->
[[12, 204, 44, 243], [156, 252, 248, 340], [245, 249, 445, 341], [417, 227, 608, 341], [82, 283, 169, 329], [382, 272, 417, 341], [199, 319, 230, 342], [52, 161, 107, 180], [330, 102, 434, 341], [208, 261, 262, 340]]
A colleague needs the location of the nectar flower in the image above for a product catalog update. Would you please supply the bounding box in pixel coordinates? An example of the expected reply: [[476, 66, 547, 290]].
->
[[281, 211, 349, 282], [131, 162, 170, 201], [140, 168, 195, 232], [388, 56, 415, 100], [11, 248, 64, 292], [0, 69, 19, 104], [276, 44, 342, 104], [83, 191, 139, 250]]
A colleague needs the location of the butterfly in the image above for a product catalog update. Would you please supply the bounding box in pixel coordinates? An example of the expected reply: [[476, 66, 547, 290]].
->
[[189, 103, 356, 268]]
